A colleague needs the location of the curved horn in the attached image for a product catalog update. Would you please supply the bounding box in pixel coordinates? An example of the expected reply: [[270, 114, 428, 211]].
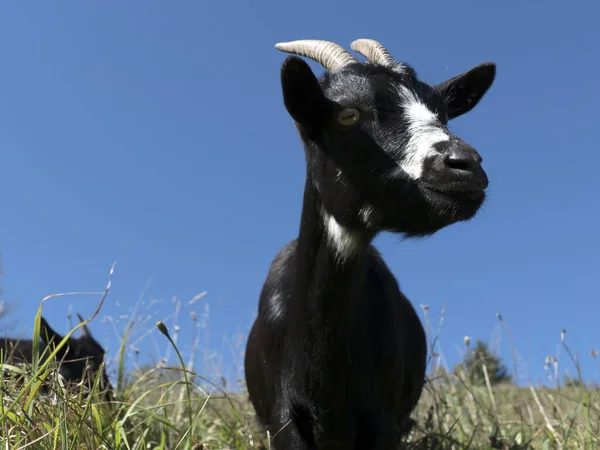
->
[[77, 313, 92, 338], [350, 38, 395, 67], [274, 39, 357, 72]]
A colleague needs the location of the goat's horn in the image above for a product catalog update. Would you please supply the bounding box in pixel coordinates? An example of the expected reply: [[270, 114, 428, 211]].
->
[[274, 40, 357, 71], [350, 38, 395, 67], [77, 313, 91, 337]]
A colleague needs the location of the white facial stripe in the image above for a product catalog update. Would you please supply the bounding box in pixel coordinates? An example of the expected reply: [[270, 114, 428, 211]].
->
[[397, 86, 449, 180], [323, 210, 362, 261]]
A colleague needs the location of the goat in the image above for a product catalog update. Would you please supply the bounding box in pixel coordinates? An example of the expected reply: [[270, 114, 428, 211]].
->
[[244, 38, 496, 449], [0, 314, 113, 401]]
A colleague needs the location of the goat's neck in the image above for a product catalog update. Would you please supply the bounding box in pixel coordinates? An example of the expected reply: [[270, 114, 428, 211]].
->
[[294, 177, 373, 329]]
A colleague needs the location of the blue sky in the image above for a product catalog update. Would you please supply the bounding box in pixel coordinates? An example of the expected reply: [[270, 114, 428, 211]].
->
[[1, 1, 599, 388]]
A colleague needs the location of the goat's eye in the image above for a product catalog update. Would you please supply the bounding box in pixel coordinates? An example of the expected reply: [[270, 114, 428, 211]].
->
[[337, 108, 361, 127]]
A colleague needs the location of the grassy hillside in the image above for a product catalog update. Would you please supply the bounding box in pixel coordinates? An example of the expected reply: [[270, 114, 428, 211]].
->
[[1, 318, 599, 449], [1, 272, 598, 449]]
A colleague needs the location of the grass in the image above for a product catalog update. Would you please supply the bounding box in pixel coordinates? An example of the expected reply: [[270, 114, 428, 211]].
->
[[1, 266, 599, 449]]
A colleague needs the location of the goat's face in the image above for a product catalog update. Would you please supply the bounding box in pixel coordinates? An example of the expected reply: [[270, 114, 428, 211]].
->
[[279, 46, 496, 237], [40, 317, 111, 392]]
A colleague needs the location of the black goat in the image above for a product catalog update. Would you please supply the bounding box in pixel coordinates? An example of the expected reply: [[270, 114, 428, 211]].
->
[[244, 38, 496, 449], [0, 314, 113, 400]]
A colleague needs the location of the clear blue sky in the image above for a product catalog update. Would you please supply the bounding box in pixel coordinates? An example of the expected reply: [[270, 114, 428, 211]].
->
[[1, 1, 599, 388]]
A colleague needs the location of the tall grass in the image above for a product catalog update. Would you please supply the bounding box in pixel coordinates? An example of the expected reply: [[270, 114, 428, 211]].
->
[[0, 266, 598, 449]]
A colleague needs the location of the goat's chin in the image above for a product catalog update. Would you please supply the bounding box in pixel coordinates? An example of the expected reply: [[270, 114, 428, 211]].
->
[[421, 185, 486, 223], [381, 187, 486, 238]]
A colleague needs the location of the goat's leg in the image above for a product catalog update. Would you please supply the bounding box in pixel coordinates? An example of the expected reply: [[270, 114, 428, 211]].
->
[[311, 413, 360, 450], [358, 416, 415, 450], [316, 412, 412, 450], [268, 419, 316, 450], [269, 429, 315, 450]]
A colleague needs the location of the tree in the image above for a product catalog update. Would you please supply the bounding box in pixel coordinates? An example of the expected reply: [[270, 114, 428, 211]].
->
[[563, 375, 584, 388], [453, 339, 512, 386]]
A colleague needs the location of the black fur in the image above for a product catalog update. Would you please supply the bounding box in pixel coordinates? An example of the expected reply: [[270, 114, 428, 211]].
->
[[0, 316, 113, 401], [245, 47, 496, 449]]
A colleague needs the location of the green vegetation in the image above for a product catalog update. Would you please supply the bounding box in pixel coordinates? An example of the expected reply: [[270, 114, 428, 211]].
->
[[1, 271, 599, 449]]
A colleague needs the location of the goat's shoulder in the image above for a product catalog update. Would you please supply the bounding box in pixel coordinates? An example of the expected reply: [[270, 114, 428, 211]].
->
[[256, 239, 298, 321], [260, 239, 297, 292], [363, 245, 424, 337], [364, 245, 403, 294]]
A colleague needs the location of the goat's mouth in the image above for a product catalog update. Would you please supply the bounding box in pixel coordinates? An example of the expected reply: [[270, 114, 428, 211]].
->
[[420, 183, 486, 199], [417, 183, 486, 224], [418, 162, 489, 196], [419, 182, 487, 219]]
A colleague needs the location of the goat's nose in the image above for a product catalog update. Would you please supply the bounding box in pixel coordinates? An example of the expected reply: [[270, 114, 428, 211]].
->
[[442, 146, 482, 173]]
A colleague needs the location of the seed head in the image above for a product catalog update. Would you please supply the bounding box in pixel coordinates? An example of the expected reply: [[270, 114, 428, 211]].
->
[[156, 321, 169, 337]]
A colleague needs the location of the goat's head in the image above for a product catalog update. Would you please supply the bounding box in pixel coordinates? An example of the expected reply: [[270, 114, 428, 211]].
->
[[40, 314, 112, 396], [276, 39, 496, 237]]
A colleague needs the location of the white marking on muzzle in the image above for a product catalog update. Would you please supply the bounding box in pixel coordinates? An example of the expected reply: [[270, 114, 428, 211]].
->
[[397, 86, 449, 180]]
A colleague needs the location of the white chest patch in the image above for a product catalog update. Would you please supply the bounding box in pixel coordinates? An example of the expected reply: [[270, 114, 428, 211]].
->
[[323, 211, 362, 261], [397, 86, 449, 180]]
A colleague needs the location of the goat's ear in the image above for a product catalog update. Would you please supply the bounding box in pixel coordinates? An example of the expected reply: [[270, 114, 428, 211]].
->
[[435, 62, 496, 120], [39, 317, 63, 345], [280, 56, 328, 129], [77, 313, 92, 338]]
